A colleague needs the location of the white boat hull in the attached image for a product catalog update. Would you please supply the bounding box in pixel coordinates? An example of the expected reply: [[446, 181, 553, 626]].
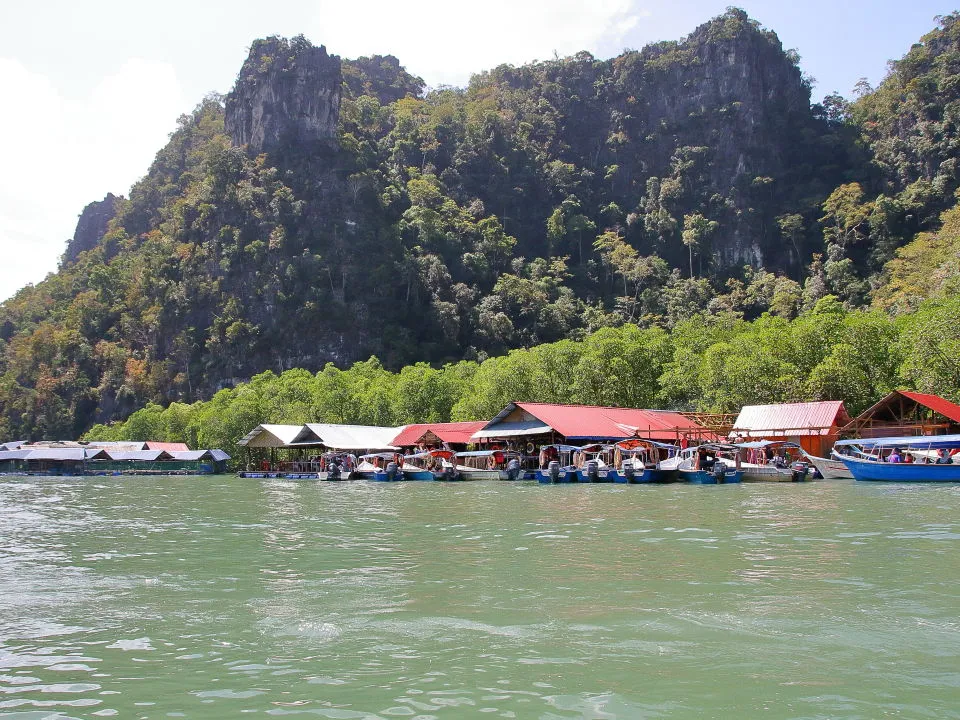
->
[[802, 451, 853, 479]]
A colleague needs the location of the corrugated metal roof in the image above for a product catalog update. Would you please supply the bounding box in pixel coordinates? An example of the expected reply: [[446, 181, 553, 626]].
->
[[102, 450, 171, 461], [290, 424, 402, 451], [167, 449, 229, 461], [474, 402, 704, 442], [85, 441, 148, 451], [733, 401, 848, 437], [898, 391, 960, 423], [236, 424, 304, 447], [471, 421, 553, 439], [25, 448, 90, 461], [391, 422, 488, 447], [146, 441, 190, 452], [0, 449, 31, 460]]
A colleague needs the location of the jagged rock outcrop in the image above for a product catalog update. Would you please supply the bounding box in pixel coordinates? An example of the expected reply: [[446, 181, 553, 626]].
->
[[225, 35, 341, 153], [609, 11, 815, 267], [63, 193, 118, 265]]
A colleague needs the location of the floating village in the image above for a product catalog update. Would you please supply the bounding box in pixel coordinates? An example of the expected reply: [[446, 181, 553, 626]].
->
[[4, 389, 955, 483]]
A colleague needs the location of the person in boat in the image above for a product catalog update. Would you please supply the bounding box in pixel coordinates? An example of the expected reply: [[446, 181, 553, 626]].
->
[[902, 452, 914, 464], [696, 448, 714, 471], [935, 448, 954, 464], [888, 448, 902, 463]]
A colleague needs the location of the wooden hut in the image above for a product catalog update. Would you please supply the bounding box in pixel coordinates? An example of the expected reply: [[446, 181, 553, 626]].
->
[[236, 424, 305, 470], [842, 390, 960, 438], [390, 422, 488, 452]]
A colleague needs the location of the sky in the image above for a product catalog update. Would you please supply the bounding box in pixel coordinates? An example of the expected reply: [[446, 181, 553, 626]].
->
[[0, 0, 956, 302]]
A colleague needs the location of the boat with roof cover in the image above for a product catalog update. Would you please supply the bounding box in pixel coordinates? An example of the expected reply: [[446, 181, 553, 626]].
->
[[674, 443, 744, 484], [535, 444, 580, 483], [835, 434, 960, 482]]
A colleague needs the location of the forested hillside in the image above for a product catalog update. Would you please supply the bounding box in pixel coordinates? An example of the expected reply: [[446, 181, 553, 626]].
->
[[3, 9, 960, 440]]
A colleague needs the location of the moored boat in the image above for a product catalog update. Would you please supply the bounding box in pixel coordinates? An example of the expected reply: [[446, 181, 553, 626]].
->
[[454, 450, 528, 480], [358, 452, 433, 481], [317, 452, 359, 481], [616, 439, 680, 483], [404, 449, 464, 481], [729, 440, 809, 482], [372, 465, 435, 482], [574, 445, 622, 483], [676, 444, 743, 484], [535, 444, 580, 483], [536, 462, 577, 483], [835, 434, 960, 482], [799, 450, 853, 479]]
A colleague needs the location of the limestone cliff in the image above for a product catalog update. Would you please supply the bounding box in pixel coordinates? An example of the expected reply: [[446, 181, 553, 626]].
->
[[62, 193, 118, 265], [225, 36, 341, 153]]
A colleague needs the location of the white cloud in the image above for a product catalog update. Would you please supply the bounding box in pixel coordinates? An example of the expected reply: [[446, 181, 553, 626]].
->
[[0, 57, 184, 301], [310, 0, 644, 87]]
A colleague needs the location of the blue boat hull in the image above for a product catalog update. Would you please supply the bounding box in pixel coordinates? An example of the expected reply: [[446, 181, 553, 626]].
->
[[645, 469, 677, 483], [372, 469, 434, 482], [679, 469, 743, 484], [576, 468, 623, 483], [842, 457, 960, 482], [536, 468, 576, 483]]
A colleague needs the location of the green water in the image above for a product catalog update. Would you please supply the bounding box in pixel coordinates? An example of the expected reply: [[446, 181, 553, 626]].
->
[[1, 477, 959, 719]]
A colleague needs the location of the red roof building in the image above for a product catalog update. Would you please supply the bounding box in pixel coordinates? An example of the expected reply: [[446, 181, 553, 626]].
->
[[391, 422, 488, 449], [843, 390, 960, 438], [146, 441, 190, 452], [732, 401, 850, 456], [472, 402, 706, 445]]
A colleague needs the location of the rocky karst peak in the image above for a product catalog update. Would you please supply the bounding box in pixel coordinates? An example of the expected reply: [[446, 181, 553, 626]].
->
[[225, 35, 342, 153]]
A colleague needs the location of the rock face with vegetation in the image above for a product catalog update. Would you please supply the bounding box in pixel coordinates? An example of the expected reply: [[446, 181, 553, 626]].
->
[[63, 193, 119, 265], [4, 9, 960, 440], [225, 36, 342, 152]]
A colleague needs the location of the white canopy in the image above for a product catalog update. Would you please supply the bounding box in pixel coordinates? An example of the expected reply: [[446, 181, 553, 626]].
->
[[237, 424, 304, 448], [290, 423, 402, 451]]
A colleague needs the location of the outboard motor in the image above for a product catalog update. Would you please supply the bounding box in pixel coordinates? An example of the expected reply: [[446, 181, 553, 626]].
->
[[506, 458, 521, 481], [385, 461, 401, 481], [327, 461, 341, 481], [791, 461, 808, 482], [713, 461, 727, 483], [585, 459, 600, 482], [622, 460, 636, 483], [548, 460, 561, 483]]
